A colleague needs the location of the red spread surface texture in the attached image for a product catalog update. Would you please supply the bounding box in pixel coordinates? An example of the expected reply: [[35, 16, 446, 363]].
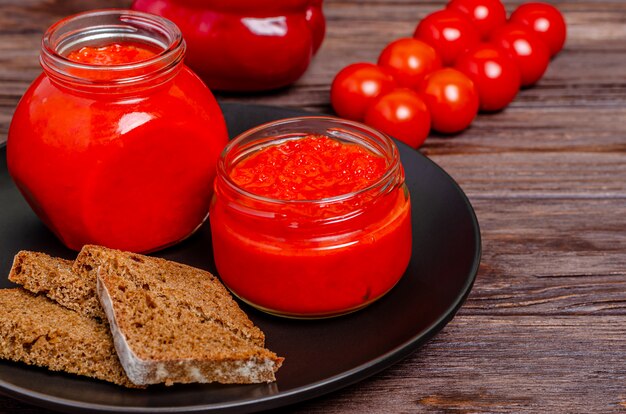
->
[[230, 135, 387, 200], [66, 43, 157, 65]]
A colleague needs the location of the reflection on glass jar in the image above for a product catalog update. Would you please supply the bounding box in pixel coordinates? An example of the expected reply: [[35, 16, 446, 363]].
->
[[210, 117, 412, 318], [131, 0, 326, 91], [7, 10, 228, 253]]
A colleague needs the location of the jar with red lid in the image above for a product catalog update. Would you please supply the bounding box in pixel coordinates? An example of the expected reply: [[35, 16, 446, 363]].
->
[[210, 117, 412, 318], [7, 10, 228, 253]]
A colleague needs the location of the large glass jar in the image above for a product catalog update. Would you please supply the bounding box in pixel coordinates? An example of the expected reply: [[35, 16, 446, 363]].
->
[[7, 10, 228, 253], [131, 0, 326, 91], [210, 117, 412, 318]]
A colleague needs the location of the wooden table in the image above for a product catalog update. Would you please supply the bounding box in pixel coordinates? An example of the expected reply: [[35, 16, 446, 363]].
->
[[1, 0, 625, 412]]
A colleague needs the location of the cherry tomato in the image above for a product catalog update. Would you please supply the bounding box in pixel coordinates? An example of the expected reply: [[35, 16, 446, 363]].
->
[[413, 9, 481, 66], [447, 0, 507, 40], [420, 68, 479, 134], [490, 23, 550, 87], [364, 88, 431, 149], [455, 44, 521, 112], [510, 2, 566, 57], [331, 63, 396, 121], [377, 38, 442, 90]]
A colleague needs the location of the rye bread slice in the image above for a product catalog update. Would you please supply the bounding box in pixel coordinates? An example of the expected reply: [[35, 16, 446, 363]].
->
[[82, 245, 283, 385], [74, 245, 266, 347], [0, 288, 138, 388], [8, 251, 104, 319]]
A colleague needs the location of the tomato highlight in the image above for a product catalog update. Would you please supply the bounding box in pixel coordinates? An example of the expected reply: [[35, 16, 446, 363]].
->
[[364, 89, 431, 148]]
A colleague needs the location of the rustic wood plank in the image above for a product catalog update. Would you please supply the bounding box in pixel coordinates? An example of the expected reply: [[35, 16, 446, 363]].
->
[[278, 315, 626, 414], [428, 152, 626, 197], [422, 107, 626, 155], [467, 198, 626, 315]]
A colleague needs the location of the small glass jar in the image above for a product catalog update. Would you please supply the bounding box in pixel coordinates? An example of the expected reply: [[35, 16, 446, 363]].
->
[[210, 117, 412, 318], [7, 10, 228, 253]]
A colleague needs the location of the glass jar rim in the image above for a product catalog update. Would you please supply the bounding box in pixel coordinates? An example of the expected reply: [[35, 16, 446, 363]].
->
[[40, 9, 185, 89], [217, 116, 403, 205]]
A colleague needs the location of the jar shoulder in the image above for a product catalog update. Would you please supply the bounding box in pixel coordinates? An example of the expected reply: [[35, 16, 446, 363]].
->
[[17, 67, 215, 110], [8, 68, 226, 158], [12, 68, 222, 135]]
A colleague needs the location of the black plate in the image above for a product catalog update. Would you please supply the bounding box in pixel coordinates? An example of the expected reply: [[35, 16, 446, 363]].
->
[[0, 103, 481, 413]]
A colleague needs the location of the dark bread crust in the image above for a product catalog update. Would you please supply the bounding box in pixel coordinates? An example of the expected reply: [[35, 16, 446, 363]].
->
[[0, 289, 139, 388]]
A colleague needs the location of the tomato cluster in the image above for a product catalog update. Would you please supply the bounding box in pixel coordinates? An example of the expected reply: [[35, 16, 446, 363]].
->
[[330, 1, 566, 148]]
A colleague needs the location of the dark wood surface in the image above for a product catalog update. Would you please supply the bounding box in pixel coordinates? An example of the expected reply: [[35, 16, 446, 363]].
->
[[1, 0, 625, 412]]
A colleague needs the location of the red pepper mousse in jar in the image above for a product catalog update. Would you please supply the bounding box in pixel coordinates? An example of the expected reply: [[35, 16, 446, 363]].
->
[[7, 10, 228, 253], [66, 43, 158, 65], [210, 117, 412, 318]]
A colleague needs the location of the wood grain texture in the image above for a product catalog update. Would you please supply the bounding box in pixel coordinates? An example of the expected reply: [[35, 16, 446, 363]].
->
[[0, 0, 625, 413], [470, 198, 626, 315], [278, 315, 626, 413]]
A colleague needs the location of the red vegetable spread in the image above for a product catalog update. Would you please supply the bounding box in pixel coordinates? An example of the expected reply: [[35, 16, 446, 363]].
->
[[230, 135, 387, 200], [210, 134, 412, 317], [9, 38, 228, 252], [66, 43, 157, 65]]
